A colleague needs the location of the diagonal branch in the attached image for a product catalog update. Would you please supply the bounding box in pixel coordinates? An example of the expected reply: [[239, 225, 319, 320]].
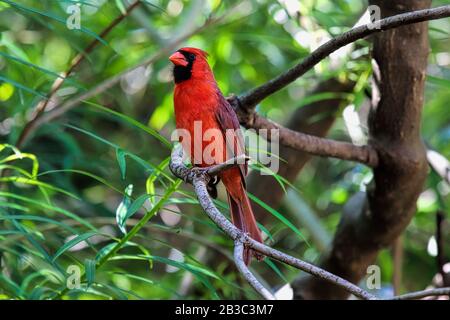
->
[[246, 79, 355, 244], [227, 104, 379, 167], [170, 145, 450, 301], [169, 144, 377, 300], [237, 5, 450, 110]]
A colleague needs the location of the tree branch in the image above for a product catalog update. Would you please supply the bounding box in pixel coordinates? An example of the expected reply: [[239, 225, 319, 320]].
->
[[228, 104, 379, 167], [170, 145, 450, 300], [237, 5, 450, 110], [246, 79, 354, 243], [292, 0, 432, 299], [227, 6, 450, 167], [391, 287, 450, 300], [169, 144, 377, 300]]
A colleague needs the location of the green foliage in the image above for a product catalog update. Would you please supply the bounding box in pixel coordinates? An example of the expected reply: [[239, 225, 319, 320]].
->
[[0, 0, 448, 300]]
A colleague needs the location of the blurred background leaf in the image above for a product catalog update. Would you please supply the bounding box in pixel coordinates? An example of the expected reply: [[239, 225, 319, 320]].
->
[[0, 0, 448, 300]]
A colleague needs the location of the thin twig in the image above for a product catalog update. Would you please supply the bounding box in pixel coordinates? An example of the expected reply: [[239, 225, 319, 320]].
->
[[391, 287, 450, 300], [169, 144, 377, 300], [237, 5, 450, 110], [228, 108, 379, 167], [15, 0, 142, 149], [17, 5, 450, 155], [229, 6, 450, 167], [170, 145, 450, 300]]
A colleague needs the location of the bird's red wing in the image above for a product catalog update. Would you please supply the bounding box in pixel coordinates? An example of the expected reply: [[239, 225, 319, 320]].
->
[[215, 97, 248, 179]]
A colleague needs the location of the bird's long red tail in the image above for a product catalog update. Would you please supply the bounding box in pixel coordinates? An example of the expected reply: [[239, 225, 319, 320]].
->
[[224, 174, 263, 265]]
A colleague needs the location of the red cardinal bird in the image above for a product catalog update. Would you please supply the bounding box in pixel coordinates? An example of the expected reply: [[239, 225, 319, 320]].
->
[[169, 47, 263, 265]]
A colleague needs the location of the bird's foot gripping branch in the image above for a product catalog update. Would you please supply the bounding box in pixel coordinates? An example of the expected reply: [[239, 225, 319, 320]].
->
[[168, 144, 377, 300]]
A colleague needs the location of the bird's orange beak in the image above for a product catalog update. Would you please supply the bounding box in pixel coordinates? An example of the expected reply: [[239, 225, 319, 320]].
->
[[169, 51, 188, 67]]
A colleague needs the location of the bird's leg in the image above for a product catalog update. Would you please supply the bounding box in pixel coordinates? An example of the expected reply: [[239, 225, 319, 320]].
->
[[189, 166, 208, 177], [187, 166, 211, 184], [188, 166, 221, 198]]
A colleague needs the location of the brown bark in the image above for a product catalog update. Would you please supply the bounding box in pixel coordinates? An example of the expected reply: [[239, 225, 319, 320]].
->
[[292, 0, 430, 299], [248, 113, 378, 167], [247, 79, 354, 223]]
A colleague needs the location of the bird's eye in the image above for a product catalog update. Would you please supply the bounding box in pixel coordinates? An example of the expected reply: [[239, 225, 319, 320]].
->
[[188, 53, 195, 61]]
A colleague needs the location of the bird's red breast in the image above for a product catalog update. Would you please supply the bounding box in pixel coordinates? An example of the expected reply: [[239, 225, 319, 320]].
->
[[171, 47, 236, 167]]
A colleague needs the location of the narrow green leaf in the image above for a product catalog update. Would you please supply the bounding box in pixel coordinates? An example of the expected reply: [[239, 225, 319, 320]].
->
[[140, 0, 167, 14], [115, 0, 126, 14], [83, 100, 171, 148], [65, 125, 166, 180], [0, 147, 39, 177], [265, 259, 288, 283], [111, 254, 220, 299], [125, 194, 150, 220], [110, 272, 181, 298], [29, 287, 49, 300], [0, 274, 23, 298], [20, 269, 63, 294], [146, 176, 156, 206], [38, 169, 123, 195], [116, 184, 133, 234], [66, 124, 116, 148], [10, 219, 63, 274], [0, 215, 80, 238], [52, 232, 98, 262], [0, 201, 29, 212], [84, 259, 96, 288], [0, 176, 79, 200], [248, 192, 310, 246], [95, 242, 116, 262], [0, 192, 97, 231], [0, 230, 25, 236]]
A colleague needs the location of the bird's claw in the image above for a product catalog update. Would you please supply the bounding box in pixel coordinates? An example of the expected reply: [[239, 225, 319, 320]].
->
[[189, 167, 208, 178]]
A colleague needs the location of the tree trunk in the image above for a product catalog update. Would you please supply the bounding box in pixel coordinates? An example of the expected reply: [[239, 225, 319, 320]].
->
[[292, 0, 430, 299]]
